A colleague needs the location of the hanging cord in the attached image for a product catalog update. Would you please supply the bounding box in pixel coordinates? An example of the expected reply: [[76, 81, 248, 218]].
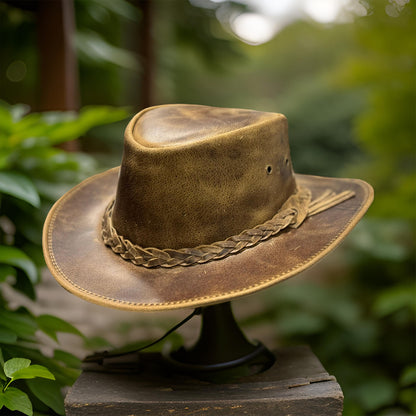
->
[[83, 307, 203, 365]]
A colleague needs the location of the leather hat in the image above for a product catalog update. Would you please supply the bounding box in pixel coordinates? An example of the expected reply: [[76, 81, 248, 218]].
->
[[43, 104, 373, 311]]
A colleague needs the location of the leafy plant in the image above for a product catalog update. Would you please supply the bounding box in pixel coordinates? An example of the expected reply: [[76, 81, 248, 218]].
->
[[0, 101, 129, 414], [248, 228, 415, 415], [0, 355, 55, 416], [336, 0, 416, 221], [242, 1, 415, 415]]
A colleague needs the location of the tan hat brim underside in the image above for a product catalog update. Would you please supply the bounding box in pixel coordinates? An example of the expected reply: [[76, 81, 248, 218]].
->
[[43, 168, 373, 311]]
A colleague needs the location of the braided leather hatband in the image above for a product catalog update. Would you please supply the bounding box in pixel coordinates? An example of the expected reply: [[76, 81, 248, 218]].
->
[[101, 188, 355, 268]]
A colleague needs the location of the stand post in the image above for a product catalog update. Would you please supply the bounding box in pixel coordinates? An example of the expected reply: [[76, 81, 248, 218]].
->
[[165, 302, 275, 379]]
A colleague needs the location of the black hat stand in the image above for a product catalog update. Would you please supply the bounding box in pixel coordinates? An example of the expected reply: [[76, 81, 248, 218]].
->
[[164, 302, 275, 381]]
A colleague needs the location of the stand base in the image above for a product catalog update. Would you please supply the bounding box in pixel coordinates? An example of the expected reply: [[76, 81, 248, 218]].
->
[[164, 341, 275, 381], [160, 302, 275, 381], [66, 346, 344, 416]]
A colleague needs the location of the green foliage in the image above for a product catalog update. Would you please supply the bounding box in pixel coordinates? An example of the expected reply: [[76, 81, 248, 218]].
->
[[0, 387, 33, 416], [74, 0, 140, 104], [241, 2, 415, 414], [0, 101, 129, 414], [164, 0, 245, 72], [26, 378, 66, 416], [0, 0, 139, 106], [37, 315, 84, 343], [0, 172, 40, 208], [337, 4, 416, 410], [166, 19, 364, 176], [4, 358, 54, 384], [336, 0, 416, 220], [248, 230, 414, 415], [0, 356, 55, 416], [0, 246, 38, 286]]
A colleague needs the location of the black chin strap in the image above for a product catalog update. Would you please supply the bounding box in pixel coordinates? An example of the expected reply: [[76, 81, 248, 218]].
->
[[83, 308, 203, 365]]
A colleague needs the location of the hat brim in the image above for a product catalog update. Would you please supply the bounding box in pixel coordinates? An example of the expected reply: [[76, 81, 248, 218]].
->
[[43, 167, 373, 311]]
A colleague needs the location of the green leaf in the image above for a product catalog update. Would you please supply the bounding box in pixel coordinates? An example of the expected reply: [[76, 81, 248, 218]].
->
[[0, 327, 18, 344], [0, 310, 37, 339], [78, 105, 130, 129], [9, 104, 30, 123], [27, 106, 130, 146], [76, 31, 139, 70], [354, 377, 397, 412], [12, 268, 36, 300], [0, 150, 11, 170], [53, 350, 82, 369], [36, 315, 84, 342], [0, 265, 15, 283], [0, 104, 14, 136], [0, 171, 40, 207], [373, 284, 416, 317], [0, 348, 5, 381], [87, 0, 140, 21], [41, 111, 78, 125], [1, 344, 80, 387], [26, 378, 65, 415], [0, 246, 38, 285], [4, 357, 31, 378], [400, 365, 416, 387], [10, 364, 55, 382], [0, 387, 33, 415]]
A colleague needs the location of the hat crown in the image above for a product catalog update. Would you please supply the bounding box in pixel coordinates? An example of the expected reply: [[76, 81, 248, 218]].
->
[[112, 104, 296, 249], [134, 104, 280, 147]]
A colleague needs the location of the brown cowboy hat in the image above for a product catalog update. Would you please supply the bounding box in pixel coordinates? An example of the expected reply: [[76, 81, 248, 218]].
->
[[43, 104, 373, 311]]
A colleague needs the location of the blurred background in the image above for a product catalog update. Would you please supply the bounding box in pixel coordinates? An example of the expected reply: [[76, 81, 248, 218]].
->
[[0, 0, 414, 415]]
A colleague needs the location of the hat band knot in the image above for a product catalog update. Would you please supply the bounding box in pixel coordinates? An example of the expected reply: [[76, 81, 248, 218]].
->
[[101, 188, 355, 268]]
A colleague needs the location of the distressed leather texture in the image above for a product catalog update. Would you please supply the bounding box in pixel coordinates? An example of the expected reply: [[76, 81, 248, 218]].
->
[[113, 104, 295, 249], [42, 104, 374, 311]]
